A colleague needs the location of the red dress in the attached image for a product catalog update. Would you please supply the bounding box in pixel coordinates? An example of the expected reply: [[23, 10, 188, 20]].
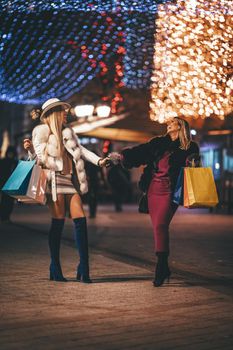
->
[[148, 151, 178, 253]]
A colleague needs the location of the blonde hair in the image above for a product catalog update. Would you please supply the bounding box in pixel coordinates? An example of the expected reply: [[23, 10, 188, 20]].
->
[[175, 117, 191, 150], [43, 107, 64, 158]]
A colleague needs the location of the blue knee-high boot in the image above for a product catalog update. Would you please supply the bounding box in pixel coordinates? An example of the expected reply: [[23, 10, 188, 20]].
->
[[73, 217, 92, 283], [49, 218, 67, 282]]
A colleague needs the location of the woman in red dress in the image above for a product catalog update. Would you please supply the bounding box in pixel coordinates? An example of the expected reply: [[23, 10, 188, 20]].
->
[[110, 117, 200, 287]]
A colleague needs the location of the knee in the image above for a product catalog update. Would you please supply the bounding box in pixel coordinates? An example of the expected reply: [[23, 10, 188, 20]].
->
[[52, 216, 65, 220], [72, 202, 84, 214], [70, 199, 85, 218]]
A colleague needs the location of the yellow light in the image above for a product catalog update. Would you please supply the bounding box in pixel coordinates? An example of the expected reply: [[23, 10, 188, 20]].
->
[[150, 0, 233, 123]]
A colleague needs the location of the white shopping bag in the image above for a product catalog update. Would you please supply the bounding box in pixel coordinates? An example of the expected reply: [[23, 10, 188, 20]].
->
[[17, 164, 47, 205]]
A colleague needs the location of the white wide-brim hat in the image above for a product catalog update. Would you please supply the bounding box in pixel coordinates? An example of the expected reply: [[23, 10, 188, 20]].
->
[[40, 98, 71, 121]]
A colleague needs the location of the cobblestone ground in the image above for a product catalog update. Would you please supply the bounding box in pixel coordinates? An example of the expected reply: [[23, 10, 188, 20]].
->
[[0, 204, 233, 350]]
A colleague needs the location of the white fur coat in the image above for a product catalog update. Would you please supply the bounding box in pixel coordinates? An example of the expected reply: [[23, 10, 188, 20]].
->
[[31, 124, 101, 194]]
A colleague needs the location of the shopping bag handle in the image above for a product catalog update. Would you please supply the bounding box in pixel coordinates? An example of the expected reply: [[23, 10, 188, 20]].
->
[[186, 153, 202, 167]]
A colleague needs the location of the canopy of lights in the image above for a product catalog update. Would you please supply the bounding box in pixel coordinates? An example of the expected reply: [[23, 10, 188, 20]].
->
[[0, 0, 232, 122], [150, 0, 233, 122], [0, 0, 167, 108]]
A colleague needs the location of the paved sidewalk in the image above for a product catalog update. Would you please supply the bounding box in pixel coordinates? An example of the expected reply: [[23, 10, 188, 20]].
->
[[0, 205, 233, 350]]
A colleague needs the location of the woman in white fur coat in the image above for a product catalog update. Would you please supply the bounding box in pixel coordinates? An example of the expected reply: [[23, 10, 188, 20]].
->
[[24, 98, 109, 283]]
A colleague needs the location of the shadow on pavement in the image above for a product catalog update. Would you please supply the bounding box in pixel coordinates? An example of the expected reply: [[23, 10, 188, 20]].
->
[[68, 275, 153, 283]]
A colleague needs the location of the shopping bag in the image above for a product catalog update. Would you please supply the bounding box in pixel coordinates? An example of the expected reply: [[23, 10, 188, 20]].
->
[[183, 167, 218, 208], [2, 160, 35, 196], [2, 161, 47, 205], [20, 164, 47, 204], [173, 168, 184, 205]]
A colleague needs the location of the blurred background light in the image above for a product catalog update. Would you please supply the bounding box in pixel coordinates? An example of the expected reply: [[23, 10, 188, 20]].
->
[[191, 129, 197, 136], [0, 0, 169, 106], [150, 0, 233, 123], [74, 104, 94, 118], [96, 105, 111, 118]]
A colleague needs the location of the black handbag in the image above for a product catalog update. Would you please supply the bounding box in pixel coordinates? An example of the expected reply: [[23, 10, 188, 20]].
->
[[138, 192, 149, 214]]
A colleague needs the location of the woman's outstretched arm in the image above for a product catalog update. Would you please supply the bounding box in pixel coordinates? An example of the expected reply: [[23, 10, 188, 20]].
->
[[110, 136, 161, 169]]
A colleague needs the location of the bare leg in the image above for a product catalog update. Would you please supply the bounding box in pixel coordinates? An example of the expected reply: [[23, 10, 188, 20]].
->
[[47, 194, 66, 219], [67, 193, 85, 218]]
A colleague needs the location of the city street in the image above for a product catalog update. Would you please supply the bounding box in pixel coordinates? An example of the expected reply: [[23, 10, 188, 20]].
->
[[0, 203, 233, 350], [1, 1, 232, 349]]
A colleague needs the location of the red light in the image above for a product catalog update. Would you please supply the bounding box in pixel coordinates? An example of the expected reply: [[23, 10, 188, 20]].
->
[[117, 46, 126, 54], [101, 96, 109, 101], [103, 140, 111, 155], [99, 61, 106, 68]]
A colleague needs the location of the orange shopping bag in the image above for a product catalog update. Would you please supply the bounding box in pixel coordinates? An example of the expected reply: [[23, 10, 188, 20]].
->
[[183, 167, 219, 208]]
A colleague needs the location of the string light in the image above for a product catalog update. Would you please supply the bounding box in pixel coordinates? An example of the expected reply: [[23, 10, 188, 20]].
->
[[0, 0, 168, 104], [150, 0, 233, 123], [123, 12, 156, 89], [0, 1, 165, 13], [0, 11, 120, 103]]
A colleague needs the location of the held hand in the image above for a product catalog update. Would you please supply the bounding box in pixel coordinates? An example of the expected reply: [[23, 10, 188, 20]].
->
[[23, 138, 34, 153], [108, 152, 122, 165], [98, 157, 111, 168]]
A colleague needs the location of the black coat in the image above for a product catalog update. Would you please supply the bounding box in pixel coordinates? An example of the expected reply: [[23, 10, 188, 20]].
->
[[121, 135, 200, 192], [0, 158, 18, 188]]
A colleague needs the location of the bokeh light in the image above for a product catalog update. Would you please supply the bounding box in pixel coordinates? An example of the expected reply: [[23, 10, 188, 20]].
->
[[0, 0, 169, 105], [150, 0, 233, 123]]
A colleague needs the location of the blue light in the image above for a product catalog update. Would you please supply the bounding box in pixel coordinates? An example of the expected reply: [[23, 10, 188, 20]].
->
[[0, 0, 171, 104]]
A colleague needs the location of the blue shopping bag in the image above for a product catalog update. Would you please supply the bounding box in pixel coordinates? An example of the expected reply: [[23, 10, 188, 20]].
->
[[2, 160, 36, 196], [173, 167, 184, 205]]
